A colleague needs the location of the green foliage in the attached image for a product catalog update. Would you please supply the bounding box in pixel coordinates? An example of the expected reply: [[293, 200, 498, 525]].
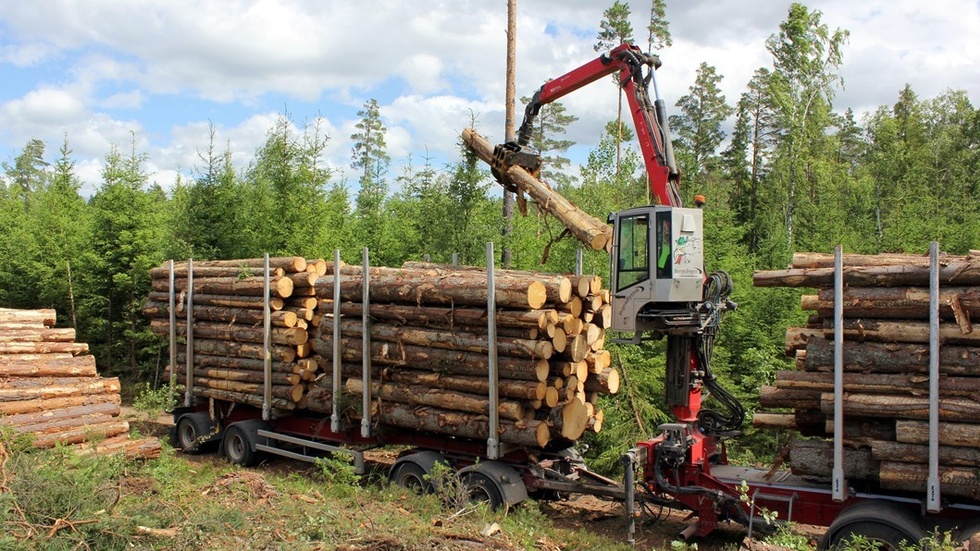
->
[[314, 453, 360, 488], [133, 380, 178, 414]]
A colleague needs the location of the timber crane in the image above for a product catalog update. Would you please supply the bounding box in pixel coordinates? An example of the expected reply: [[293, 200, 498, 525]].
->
[[491, 43, 748, 537]]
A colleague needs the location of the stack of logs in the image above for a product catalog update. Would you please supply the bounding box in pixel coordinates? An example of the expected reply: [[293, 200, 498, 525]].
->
[[753, 251, 980, 498], [145, 256, 323, 410], [0, 308, 161, 459], [309, 261, 618, 450], [144, 255, 619, 451]]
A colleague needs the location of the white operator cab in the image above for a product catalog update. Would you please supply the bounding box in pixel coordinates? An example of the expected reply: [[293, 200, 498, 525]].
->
[[608, 206, 705, 338]]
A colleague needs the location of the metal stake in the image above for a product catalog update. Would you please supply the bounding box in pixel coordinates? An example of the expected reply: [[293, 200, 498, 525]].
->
[[361, 247, 372, 438], [927, 242, 941, 512], [832, 245, 846, 502], [184, 258, 194, 407], [262, 253, 272, 421], [167, 260, 177, 398], [576, 248, 583, 276], [487, 242, 500, 459], [331, 249, 342, 433]]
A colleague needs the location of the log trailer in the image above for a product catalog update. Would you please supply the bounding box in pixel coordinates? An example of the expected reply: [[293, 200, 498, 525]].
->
[[162, 44, 980, 548]]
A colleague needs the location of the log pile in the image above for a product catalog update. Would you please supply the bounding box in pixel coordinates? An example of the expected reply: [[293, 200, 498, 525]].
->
[[146, 256, 619, 451], [0, 308, 160, 459], [145, 256, 320, 411], [308, 261, 618, 450], [753, 251, 980, 499]]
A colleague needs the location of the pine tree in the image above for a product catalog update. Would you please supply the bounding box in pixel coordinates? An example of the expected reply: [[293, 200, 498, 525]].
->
[[521, 97, 578, 188], [669, 62, 733, 197], [351, 98, 391, 261], [595, 1, 635, 185]]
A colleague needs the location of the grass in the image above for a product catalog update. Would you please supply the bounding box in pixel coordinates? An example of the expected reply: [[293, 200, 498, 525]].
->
[[0, 427, 642, 551]]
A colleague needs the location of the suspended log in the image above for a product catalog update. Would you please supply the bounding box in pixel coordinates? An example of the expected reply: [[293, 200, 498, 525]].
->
[[339, 302, 552, 331], [0, 308, 56, 326], [788, 439, 878, 483], [462, 128, 612, 251], [147, 292, 284, 311], [369, 402, 551, 448], [0, 341, 88, 355], [879, 462, 980, 499], [160, 256, 307, 272], [0, 355, 97, 377], [895, 420, 980, 448], [314, 267, 550, 310], [151, 275, 294, 298], [346, 377, 526, 421], [775, 371, 980, 398], [322, 319, 553, 359], [152, 320, 307, 346], [819, 393, 980, 422], [870, 440, 980, 467], [802, 336, 980, 376], [754, 261, 980, 288], [0, 392, 120, 416], [141, 301, 297, 328]]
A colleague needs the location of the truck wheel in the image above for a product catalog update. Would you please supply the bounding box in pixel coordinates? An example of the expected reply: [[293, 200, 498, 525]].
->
[[392, 463, 431, 493], [222, 424, 259, 467], [462, 473, 505, 510], [175, 413, 212, 454], [821, 502, 926, 551]]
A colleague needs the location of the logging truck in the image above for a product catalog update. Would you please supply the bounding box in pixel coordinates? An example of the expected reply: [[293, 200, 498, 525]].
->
[[157, 44, 980, 549]]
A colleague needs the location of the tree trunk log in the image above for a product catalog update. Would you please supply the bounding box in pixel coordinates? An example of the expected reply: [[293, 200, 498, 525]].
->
[[802, 335, 980, 376], [383, 369, 542, 401], [790, 252, 972, 269], [0, 392, 120, 416], [346, 377, 526, 421], [0, 355, 97, 377], [895, 420, 980, 448], [30, 420, 130, 448], [584, 367, 620, 394], [191, 376, 303, 402], [752, 413, 798, 430], [879, 462, 980, 499], [870, 440, 980, 467], [776, 370, 980, 397], [0, 377, 120, 402], [820, 393, 980, 422], [159, 256, 307, 272], [0, 401, 121, 428], [820, 319, 980, 345], [153, 320, 307, 346], [0, 308, 56, 326], [759, 386, 822, 409], [188, 339, 296, 362], [147, 292, 285, 311], [142, 301, 297, 327], [367, 402, 550, 448], [150, 265, 286, 279], [0, 328, 76, 343], [754, 261, 980, 288], [151, 275, 294, 298], [0, 341, 88, 355], [462, 128, 612, 251], [339, 301, 552, 331], [788, 439, 878, 483], [314, 267, 550, 310], [188, 386, 295, 411], [74, 435, 162, 459]]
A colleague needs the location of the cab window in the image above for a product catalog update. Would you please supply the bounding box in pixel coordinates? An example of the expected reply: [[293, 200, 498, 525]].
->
[[617, 214, 649, 291]]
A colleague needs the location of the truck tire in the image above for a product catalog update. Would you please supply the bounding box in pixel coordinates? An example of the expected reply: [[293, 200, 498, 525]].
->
[[222, 423, 260, 467], [462, 473, 505, 510], [821, 502, 926, 551], [175, 412, 213, 454], [392, 463, 431, 493]]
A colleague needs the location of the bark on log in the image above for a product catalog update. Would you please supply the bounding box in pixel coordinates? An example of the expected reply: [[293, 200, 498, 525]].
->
[[820, 393, 980, 422], [147, 292, 284, 311], [754, 261, 980, 288], [187, 386, 296, 411], [584, 367, 620, 394], [462, 128, 612, 251], [790, 252, 971, 269], [151, 275, 294, 298], [313, 336, 548, 382], [545, 399, 590, 440], [11, 412, 118, 436], [159, 256, 307, 272], [0, 308, 56, 326], [187, 339, 297, 362], [803, 336, 980, 376], [31, 420, 131, 448], [0, 377, 120, 402], [74, 435, 162, 459], [0, 401, 121, 428], [191, 376, 303, 402], [759, 386, 822, 409], [785, 327, 823, 356], [346, 377, 526, 421], [0, 392, 120, 416], [153, 320, 307, 346], [176, 352, 308, 374], [776, 370, 980, 397], [821, 319, 980, 345], [788, 439, 878, 483], [879, 462, 980, 499], [142, 301, 297, 327], [339, 302, 552, 331], [752, 413, 798, 430], [870, 440, 980, 467], [585, 350, 612, 373], [0, 341, 88, 355], [803, 287, 980, 320], [0, 354, 97, 377], [0, 328, 76, 343], [150, 265, 286, 279], [398, 262, 574, 304], [384, 369, 542, 401], [314, 267, 550, 310], [895, 420, 980, 448], [170, 365, 301, 386], [370, 402, 551, 448], [322, 319, 553, 359]]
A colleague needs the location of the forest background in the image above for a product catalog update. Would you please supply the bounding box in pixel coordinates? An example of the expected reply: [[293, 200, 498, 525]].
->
[[1, 2, 977, 471]]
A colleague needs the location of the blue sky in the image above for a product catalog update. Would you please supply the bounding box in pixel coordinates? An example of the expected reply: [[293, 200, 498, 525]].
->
[[1, 0, 977, 197]]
